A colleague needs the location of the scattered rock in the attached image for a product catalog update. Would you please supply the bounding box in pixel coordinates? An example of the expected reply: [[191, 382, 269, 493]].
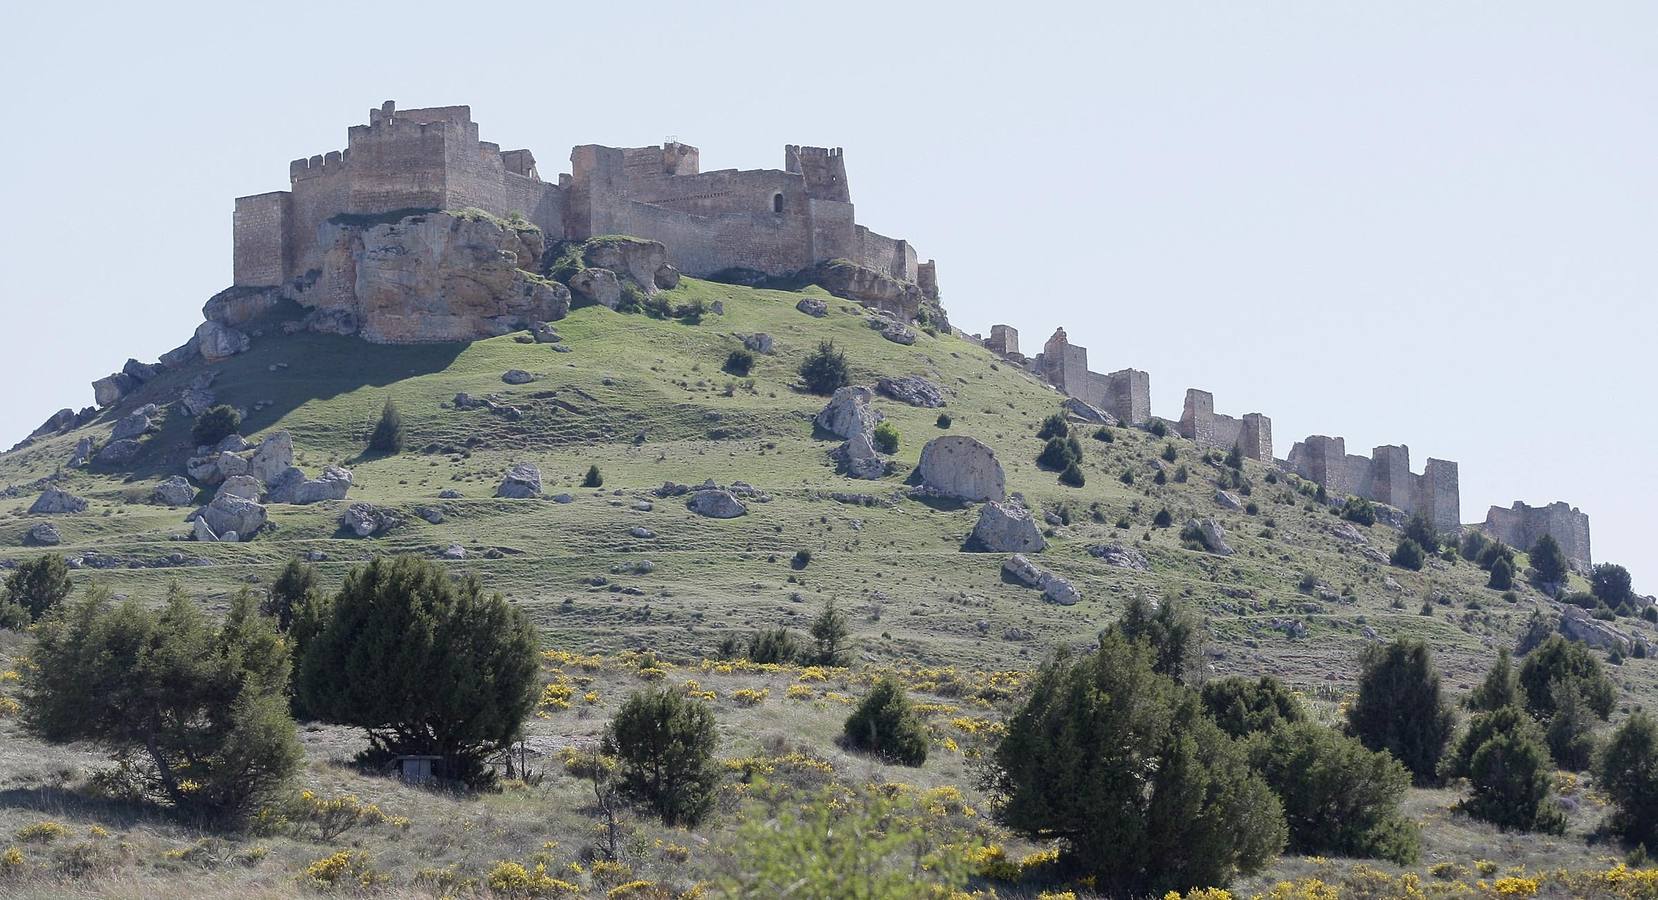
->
[[30, 488, 87, 515], [152, 476, 196, 507], [917, 436, 1005, 502], [437, 489, 463, 499], [1063, 397, 1118, 425], [414, 506, 445, 524], [552, 493, 574, 503], [742, 333, 774, 354], [25, 522, 61, 546], [972, 501, 1047, 552], [92, 372, 137, 408], [338, 503, 395, 538], [1001, 554, 1078, 605], [1214, 490, 1243, 511], [1559, 604, 1636, 653], [876, 375, 945, 408], [814, 386, 882, 440], [1185, 518, 1234, 556], [654, 264, 681, 290], [440, 544, 467, 560], [796, 297, 829, 317], [111, 407, 157, 441], [833, 432, 889, 480], [248, 432, 294, 485], [266, 466, 353, 505], [688, 489, 747, 519], [196, 320, 251, 361], [877, 320, 917, 345], [159, 337, 200, 368], [179, 388, 217, 417], [1002, 553, 1043, 586], [216, 475, 263, 501], [502, 369, 536, 385], [497, 463, 543, 498], [528, 321, 561, 343], [67, 437, 94, 468], [629, 526, 656, 539], [1089, 543, 1151, 571]]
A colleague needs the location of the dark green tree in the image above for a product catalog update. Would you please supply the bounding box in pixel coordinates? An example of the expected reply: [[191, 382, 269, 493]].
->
[[1598, 710, 1658, 849], [1488, 557, 1515, 590], [1390, 538, 1425, 571], [1037, 437, 1075, 471], [191, 404, 242, 448], [1117, 593, 1206, 685], [603, 688, 720, 826], [724, 348, 755, 376], [1592, 563, 1635, 611], [298, 556, 539, 786], [22, 587, 300, 823], [1201, 675, 1306, 738], [1543, 679, 1599, 771], [1059, 461, 1085, 487], [1517, 635, 1615, 720], [368, 398, 404, 454], [1153, 507, 1173, 528], [807, 599, 852, 666], [991, 633, 1285, 895], [843, 678, 928, 766], [1403, 514, 1439, 554], [1247, 720, 1420, 863], [1036, 413, 1069, 441], [261, 558, 318, 633], [3, 553, 72, 622], [1441, 705, 1564, 833], [1529, 535, 1569, 588], [583, 464, 603, 488], [1341, 497, 1376, 526], [746, 627, 801, 664], [1466, 648, 1521, 713], [1346, 639, 1455, 784], [799, 340, 849, 395], [872, 421, 900, 454]]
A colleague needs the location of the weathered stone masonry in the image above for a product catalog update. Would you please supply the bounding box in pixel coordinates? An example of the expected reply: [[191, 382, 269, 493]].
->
[[1485, 501, 1593, 573], [1283, 436, 1462, 534], [233, 101, 937, 294]]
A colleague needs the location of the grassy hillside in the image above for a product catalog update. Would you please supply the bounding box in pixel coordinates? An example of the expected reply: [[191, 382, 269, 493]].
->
[[0, 276, 1653, 897]]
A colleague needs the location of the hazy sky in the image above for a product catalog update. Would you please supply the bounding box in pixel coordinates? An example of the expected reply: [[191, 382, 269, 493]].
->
[[1, 2, 1652, 584]]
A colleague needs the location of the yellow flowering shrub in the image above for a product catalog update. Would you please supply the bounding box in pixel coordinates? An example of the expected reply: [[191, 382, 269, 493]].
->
[[0, 670, 19, 683], [1492, 876, 1539, 896], [732, 688, 768, 706], [485, 860, 581, 895], [13, 821, 70, 844], [303, 850, 387, 889], [0, 698, 19, 718], [786, 684, 815, 700], [608, 880, 671, 899], [797, 666, 832, 683], [969, 844, 1020, 882], [296, 791, 395, 840], [590, 858, 633, 886], [540, 677, 575, 711], [0, 846, 22, 875]]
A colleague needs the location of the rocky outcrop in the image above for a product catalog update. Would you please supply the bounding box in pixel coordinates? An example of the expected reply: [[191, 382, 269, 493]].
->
[[688, 489, 747, 518], [67, 438, 93, 469], [92, 373, 138, 408], [815, 386, 882, 441], [796, 298, 828, 318], [30, 488, 87, 515], [1559, 605, 1642, 654], [1088, 543, 1151, 571], [111, 405, 159, 441], [832, 432, 888, 480], [25, 522, 61, 546], [216, 475, 263, 501], [917, 436, 1005, 502], [874, 317, 917, 345], [1214, 490, 1243, 511], [339, 503, 396, 537], [290, 211, 570, 343], [971, 501, 1046, 553], [1065, 398, 1118, 425], [266, 466, 353, 505], [580, 238, 669, 295], [497, 463, 543, 499], [742, 333, 774, 354], [797, 259, 923, 321], [187, 432, 292, 489], [248, 432, 294, 485], [654, 265, 680, 290], [502, 369, 536, 385], [196, 320, 251, 361], [94, 440, 143, 466], [203, 285, 282, 329], [1185, 518, 1235, 556], [877, 376, 945, 408]]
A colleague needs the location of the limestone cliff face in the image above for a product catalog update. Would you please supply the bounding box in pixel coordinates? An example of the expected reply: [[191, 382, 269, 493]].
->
[[290, 212, 570, 343]]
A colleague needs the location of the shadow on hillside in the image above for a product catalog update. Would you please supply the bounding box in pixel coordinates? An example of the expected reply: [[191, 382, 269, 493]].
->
[[0, 785, 165, 830]]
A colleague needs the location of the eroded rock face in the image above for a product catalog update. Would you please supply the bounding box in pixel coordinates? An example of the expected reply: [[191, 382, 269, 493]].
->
[[266, 466, 353, 505], [688, 489, 746, 518], [29, 488, 87, 515], [1065, 398, 1117, 425], [292, 212, 570, 343], [834, 432, 888, 480], [569, 267, 622, 310], [1186, 518, 1234, 556], [972, 501, 1046, 553], [95, 440, 143, 466], [197, 321, 251, 361], [339, 503, 395, 537], [581, 239, 668, 295], [153, 476, 196, 507], [918, 436, 1005, 502], [815, 386, 882, 441], [248, 432, 294, 485], [216, 475, 262, 501], [198, 493, 267, 541], [497, 463, 543, 499], [204, 285, 282, 329], [92, 373, 137, 408], [25, 522, 61, 546], [1560, 604, 1639, 653], [798, 260, 923, 321]]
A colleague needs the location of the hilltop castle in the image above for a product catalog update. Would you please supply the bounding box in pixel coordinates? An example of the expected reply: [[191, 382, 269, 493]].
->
[[233, 101, 937, 296], [974, 323, 1593, 569]]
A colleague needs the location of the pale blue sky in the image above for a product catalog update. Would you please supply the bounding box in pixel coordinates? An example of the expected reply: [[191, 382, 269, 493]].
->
[[0, 1, 1651, 584]]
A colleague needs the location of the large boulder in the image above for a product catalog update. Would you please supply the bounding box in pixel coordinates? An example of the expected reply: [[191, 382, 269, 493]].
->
[[94, 439, 143, 466], [917, 436, 1005, 502], [338, 503, 395, 538], [497, 463, 543, 499], [67, 437, 93, 468], [203, 285, 281, 329], [568, 267, 622, 310], [742, 333, 774, 355], [111, 406, 158, 441], [25, 522, 61, 547], [1185, 518, 1235, 556], [198, 493, 267, 541], [876, 375, 945, 408], [30, 490, 86, 517], [1088, 543, 1150, 571], [266, 466, 353, 505], [1001, 554, 1079, 605], [795, 298, 829, 318], [196, 320, 251, 361], [796, 259, 924, 321], [814, 386, 882, 441], [688, 489, 747, 519], [876, 319, 917, 345], [833, 433, 888, 480], [179, 388, 217, 417], [288, 211, 569, 343], [159, 337, 200, 368], [216, 475, 263, 501], [152, 476, 196, 507], [971, 501, 1046, 553], [1559, 604, 1637, 653], [1064, 397, 1117, 425], [122, 359, 160, 384], [92, 372, 137, 408], [654, 265, 680, 290], [247, 432, 294, 485]]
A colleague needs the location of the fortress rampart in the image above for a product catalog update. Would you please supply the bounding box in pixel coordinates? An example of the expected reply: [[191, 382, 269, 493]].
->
[[1484, 501, 1593, 572], [234, 101, 935, 295], [1283, 437, 1461, 533]]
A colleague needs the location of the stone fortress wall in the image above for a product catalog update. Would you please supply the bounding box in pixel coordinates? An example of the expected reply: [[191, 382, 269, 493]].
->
[[971, 321, 1587, 558], [233, 101, 936, 298]]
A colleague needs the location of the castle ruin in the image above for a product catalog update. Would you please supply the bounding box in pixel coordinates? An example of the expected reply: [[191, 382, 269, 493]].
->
[[1284, 437, 1462, 534], [1024, 328, 1152, 427], [1484, 501, 1593, 573], [233, 101, 936, 295]]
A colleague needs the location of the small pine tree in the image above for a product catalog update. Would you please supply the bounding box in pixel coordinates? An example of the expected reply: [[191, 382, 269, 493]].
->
[[1441, 705, 1565, 833], [1592, 563, 1635, 610], [1200, 675, 1306, 738], [843, 678, 928, 766], [1036, 413, 1070, 441], [1403, 515, 1439, 554], [1529, 534, 1568, 587], [1347, 638, 1455, 784], [1152, 468, 1167, 485], [1599, 711, 1658, 848], [1390, 538, 1425, 571], [724, 348, 755, 376], [1120, 470, 1135, 485], [799, 340, 849, 395], [808, 599, 852, 666], [582, 465, 603, 488], [603, 688, 720, 826], [1225, 444, 1244, 470], [1341, 497, 1377, 526], [1059, 461, 1085, 487], [1153, 508, 1173, 528], [1161, 444, 1178, 462], [1117, 594, 1206, 684], [936, 413, 952, 429], [3, 553, 72, 622], [368, 398, 404, 454], [1466, 648, 1520, 712], [1488, 557, 1514, 590], [1093, 426, 1114, 443], [1037, 437, 1075, 471], [1517, 635, 1616, 720], [262, 558, 318, 633], [746, 628, 801, 664], [192, 404, 242, 448]]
